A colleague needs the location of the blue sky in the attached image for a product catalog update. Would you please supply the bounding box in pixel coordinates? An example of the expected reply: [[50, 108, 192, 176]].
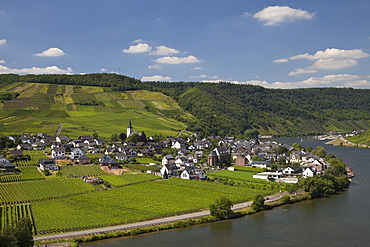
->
[[1, 0, 370, 88]]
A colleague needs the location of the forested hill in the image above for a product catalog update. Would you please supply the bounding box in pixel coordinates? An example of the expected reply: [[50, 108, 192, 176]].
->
[[1, 74, 369, 137], [148, 81, 370, 136]]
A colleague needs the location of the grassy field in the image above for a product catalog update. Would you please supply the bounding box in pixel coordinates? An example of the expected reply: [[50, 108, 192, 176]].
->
[[0, 82, 191, 139]]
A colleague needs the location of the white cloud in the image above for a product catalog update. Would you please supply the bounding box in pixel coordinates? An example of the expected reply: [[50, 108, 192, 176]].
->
[[310, 58, 358, 70], [192, 66, 203, 70], [202, 79, 269, 87], [290, 48, 370, 61], [282, 48, 370, 75], [155, 55, 200, 64], [273, 58, 288, 63], [0, 65, 73, 74], [0, 60, 5, 64], [34, 47, 66, 57], [0, 39, 7, 45], [200, 74, 370, 89], [132, 39, 145, 43], [148, 64, 161, 69], [141, 75, 171, 81], [100, 68, 107, 72], [253, 6, 315, 26], [344, 80, 370, 87], [288, 68, 317, 76], [122, 43, 152, 54], [151, 45, 180, 56], [270, 74, 364, 88]]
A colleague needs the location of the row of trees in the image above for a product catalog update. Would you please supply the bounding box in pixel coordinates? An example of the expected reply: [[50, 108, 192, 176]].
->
[[0, 217, 33, 247]]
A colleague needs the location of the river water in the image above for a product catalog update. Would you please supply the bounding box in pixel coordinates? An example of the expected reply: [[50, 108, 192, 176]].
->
[[83, 138, 370, 247]]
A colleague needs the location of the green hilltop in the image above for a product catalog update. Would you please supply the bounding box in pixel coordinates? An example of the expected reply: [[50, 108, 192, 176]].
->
[[0, 73, 369, 138]]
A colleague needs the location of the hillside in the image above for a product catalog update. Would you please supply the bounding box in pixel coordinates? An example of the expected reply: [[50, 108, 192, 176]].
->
[[149, 81, 370, 136], [0, 73, 369, 137], [0, 78, 191, 139]]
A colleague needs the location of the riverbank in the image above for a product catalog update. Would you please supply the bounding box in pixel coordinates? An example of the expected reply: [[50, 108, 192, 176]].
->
[[34, 192, 310, 246], [325, 136, 370, 148]]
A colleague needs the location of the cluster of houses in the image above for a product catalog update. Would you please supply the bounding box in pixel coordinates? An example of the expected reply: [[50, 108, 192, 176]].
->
[[1, 121, 334, 183]]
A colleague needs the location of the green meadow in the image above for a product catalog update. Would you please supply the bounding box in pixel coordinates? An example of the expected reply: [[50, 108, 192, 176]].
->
[[0, 82, 191, 138]]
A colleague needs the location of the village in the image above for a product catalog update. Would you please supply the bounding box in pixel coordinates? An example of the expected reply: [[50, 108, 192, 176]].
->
[[0, 121, 339, 184]]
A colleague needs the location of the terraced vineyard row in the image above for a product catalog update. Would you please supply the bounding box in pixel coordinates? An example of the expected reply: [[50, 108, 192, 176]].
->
[[14, 150, 49, 167], [0, 204, 36, 232], [0, 167, 45, 183], [100, 174, 158, 187], [60, 165, 109, 177], [0, 178, 96, 205]]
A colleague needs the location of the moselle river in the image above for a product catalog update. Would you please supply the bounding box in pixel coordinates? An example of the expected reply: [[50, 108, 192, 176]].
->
[[83, 138, 370, 247]]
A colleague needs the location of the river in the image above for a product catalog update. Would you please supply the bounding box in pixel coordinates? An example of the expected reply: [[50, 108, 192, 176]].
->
[[83, 138, 370, 247]]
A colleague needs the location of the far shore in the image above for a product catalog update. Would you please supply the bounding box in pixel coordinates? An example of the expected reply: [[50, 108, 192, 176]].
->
[[325, 136, 370, 148]]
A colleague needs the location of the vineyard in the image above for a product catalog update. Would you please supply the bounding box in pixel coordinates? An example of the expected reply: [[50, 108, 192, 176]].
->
[[100, 174, 158, 187], [60, 165, 109, 177], [31, 178, 272, 233], [0, 167, 45, 183], [0, 178, 96, 205], [14, 150, 49, 167], [0, 204, 36, 233]]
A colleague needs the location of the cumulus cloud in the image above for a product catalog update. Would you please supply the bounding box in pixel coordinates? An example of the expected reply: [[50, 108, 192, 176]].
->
[[200, 74, 370, 89], [0, 60, 5, 64], [122, 43, 151, 53], [100, 68, 107, 72], [141, 75, 171, 81], [273, 58, 288, 63], [34, 48, 66, 57], [0, 39, 7, 45], [151, 45, 180, 56], [288, 68, 317, 76], [344, 80, 370, 87], [281, 48, 370, 76], [290, 48, 369, 60], [192, 66, 203, 70], [148, 64, 161, 69], [0, 65, 73, 74], [310, 58, 358, 70], [132, 39, 145, 43], [269, 74, 366, 89], [155, 55, 200, 64], [253, 6, 315, 26]]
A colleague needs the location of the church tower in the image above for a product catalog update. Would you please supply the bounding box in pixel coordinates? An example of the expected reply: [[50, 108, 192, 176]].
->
[[127, 120, 133, 137]]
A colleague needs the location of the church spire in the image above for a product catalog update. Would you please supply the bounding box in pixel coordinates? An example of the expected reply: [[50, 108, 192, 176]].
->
[[127, 120, 133, 137]]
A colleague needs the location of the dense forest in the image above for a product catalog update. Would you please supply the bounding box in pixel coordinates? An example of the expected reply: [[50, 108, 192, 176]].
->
[[1, 73, 369, 137]]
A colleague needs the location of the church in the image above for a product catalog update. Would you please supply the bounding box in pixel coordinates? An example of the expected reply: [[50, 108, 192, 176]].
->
[[127, 120, 134, 137]]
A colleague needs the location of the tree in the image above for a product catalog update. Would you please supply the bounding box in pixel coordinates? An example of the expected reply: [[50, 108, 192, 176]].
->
[[209, 196, 234, 220], [111, 134, 119, 142], [312, 146, 327, 158], [251, 194, 265, 212], [252, 155, 264, 161], [92, 132, 99, 139], [5, 154, 15, 162], [292, 143, 303, 151], [0, 217, 33, 247], [244, 129, 259, 140], [119, 132, 127, 142]]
